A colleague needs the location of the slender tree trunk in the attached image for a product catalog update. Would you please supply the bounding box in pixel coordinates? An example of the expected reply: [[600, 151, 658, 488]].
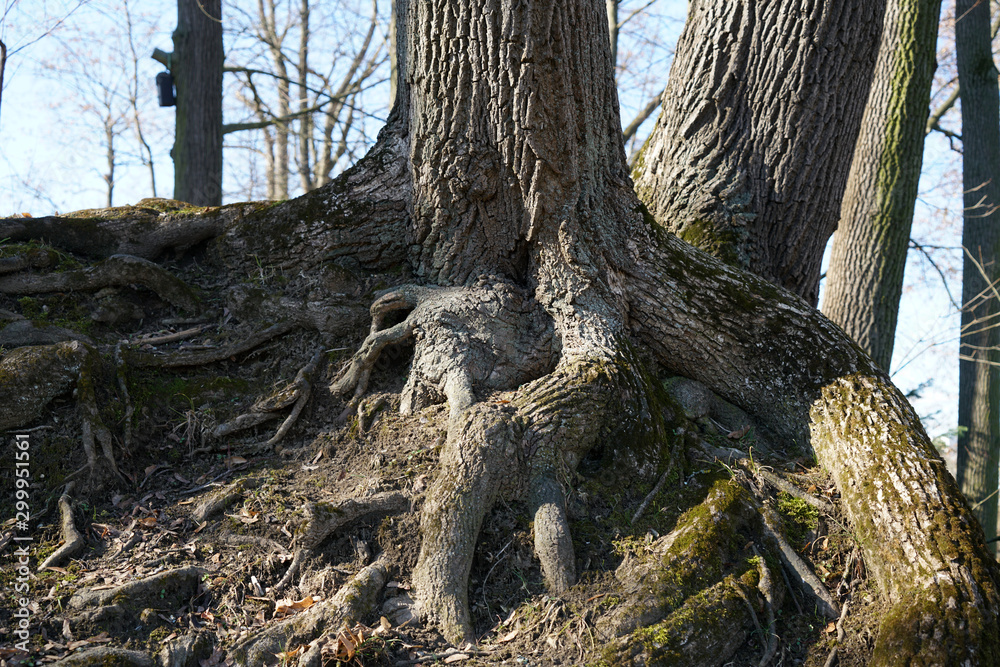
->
[[104, 119, 116, 208], [956, 0, 1000, 552], [297, 0, 313, 193], [821, 0, 943, 371], [633, 0, 885, 303], [172, 0, 223, 206], [258, 0, 290, 200]]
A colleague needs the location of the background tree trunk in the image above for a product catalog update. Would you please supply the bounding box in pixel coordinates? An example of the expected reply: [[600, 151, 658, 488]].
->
[[821, 0, 943, 371], [172, 0, 223, 206], [955, 0, 1000, 552], [633, 0, 885, 303]]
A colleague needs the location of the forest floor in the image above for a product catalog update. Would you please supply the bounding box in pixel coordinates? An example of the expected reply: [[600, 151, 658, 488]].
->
[[0, 233, 883, 666]]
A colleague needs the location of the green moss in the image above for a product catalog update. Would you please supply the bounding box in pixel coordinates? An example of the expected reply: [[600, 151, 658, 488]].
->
[[777, 492, 819, 547]]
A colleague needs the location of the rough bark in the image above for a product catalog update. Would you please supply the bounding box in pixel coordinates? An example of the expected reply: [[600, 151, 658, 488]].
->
[[625, 230, 1000, 664], [821, 0, 943, 371], [633, 0, 885, 304], [4, 0, 1000, 664], [173, 0, 223, 206], [955, 0, 1000, 552]]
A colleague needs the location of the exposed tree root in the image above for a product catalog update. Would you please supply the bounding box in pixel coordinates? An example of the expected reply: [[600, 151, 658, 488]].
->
[[273, 492, 411, 594], [0, 200, 232, 260], [124, 321, 298, 368], [412, 349, 666, 644], [210, 350, 324, 444], [0, 341, 90, 430], [331, 280, 557, 421], [65, 566, 204, 636], [0, 254, 201, 312], [191, 479, 260, 524], [39, 492, 85, 570], [228, 556, 389, 666], [49, 647, 154, 666]]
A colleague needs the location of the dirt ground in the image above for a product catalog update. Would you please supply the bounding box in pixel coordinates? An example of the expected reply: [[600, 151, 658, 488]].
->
[[0, 241, 882, 666]]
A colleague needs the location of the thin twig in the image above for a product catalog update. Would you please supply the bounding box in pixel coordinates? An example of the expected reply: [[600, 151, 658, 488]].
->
[[632, 458, 676, 524]]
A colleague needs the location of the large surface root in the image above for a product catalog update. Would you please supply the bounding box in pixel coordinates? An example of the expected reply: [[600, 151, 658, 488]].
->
[[0, 254, 202, 313], [331, 279, 557, 421], [411, 349, 665, 644]]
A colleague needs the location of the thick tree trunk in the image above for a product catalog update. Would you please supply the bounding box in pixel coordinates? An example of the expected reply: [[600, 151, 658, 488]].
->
[[633, 0, 885, 303], [821, 0, 942, 371], [956, 0, 1000, 552], [624, 231, 1000, 664], [172, 0, 223, 206], [5, 0, 1000, 663]]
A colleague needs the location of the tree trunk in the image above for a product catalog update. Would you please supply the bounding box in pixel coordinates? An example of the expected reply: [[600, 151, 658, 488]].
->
[[4, 0, 1000, 663], [297, 0, 313, 193], [172, 0, 223, 206], [956, 0, 1000, 552], [821, 0, 942, 371], [633, 0, 885, 304]]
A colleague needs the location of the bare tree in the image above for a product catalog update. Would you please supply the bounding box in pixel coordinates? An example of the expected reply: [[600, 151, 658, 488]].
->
[[224, 0, 386, 200], [38, 0, 167, 207]]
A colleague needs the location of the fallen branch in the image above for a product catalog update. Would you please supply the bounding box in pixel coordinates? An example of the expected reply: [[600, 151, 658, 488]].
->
[[631, 457, 677, 524], [823, 600, 850, 667], [753, 545, 779, 667], [756, 468, 835, 514], [133, 325, 211, 346], [212, 412, 282, 438], [758, 500, 838, 619]]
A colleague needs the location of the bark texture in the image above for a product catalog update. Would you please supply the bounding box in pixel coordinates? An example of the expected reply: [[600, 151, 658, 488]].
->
[[4, 0, 1000, 663], [633, 0, 885, 304], [173, 0, 223, 206], [821, 0, 943, 371], [625, 230, 1000, 664], [956, 0, 1000, 551]]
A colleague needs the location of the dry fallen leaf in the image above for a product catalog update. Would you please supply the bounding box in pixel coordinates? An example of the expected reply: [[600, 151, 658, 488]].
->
[[445, 653, 469, 663], [275, 645, 305, 661], [275, 596, 316, 615], [499, 629, 519, 643], [727, 424, 752, 439]]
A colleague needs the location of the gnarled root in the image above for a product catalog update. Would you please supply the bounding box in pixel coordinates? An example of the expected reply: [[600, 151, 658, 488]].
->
[[0, 254, 202, 313], [598, 479, 787, 666], [413, 350, 665, 644], [0, 340, 118, 484], [330, 279, 557, 421], [211, 350, 326, 446], [39, 492, 85, 570]]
